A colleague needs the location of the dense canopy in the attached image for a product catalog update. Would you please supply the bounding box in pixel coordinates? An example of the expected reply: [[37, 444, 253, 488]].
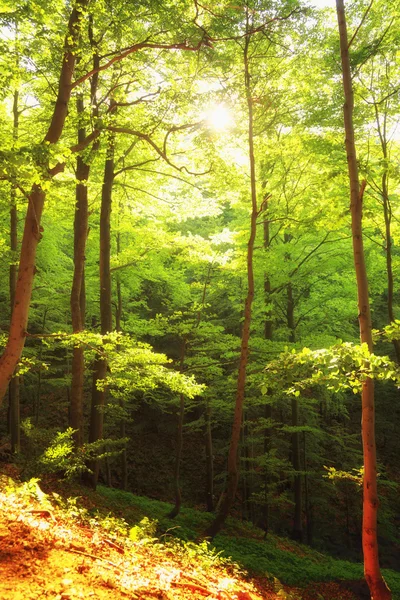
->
[[0, 0, 399, 598]]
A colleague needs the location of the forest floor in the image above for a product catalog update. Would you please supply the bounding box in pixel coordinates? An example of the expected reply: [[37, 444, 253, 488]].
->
[[0, 466, 391, 600]]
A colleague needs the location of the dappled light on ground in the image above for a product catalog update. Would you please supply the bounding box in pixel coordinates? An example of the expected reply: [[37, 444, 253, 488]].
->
[[0, 473, 364, 599]]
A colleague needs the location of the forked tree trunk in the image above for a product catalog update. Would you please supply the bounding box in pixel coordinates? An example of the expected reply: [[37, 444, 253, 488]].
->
[[336, 1, 391, 597], [205, 25, 258, 539], [87, 129, 115, 488], [0, 0, 88, 405]]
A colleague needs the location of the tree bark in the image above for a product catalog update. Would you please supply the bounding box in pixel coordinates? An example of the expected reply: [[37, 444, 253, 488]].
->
[[0, 0, 88, 405], [336, 1, 391, 597], [205, 22, 258, 538]]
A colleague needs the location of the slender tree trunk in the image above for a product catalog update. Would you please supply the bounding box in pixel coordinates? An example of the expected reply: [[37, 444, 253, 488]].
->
[[115, 231, 128, 490], [9, 88, 20, 453], [168, 340, 186, 518], [291, 394, 302, 542], [70, 94, 90, 448], [287, 281, 303, 542], [374, 104, 400, 363], [196, 263, 215, 512], [205, 24, 258, 538], [264, 218, 273, 341], [262, 213, 273, 535], [0, 0, 88, 405], [303, 431, 313, 545], [336, 2, 391, 597], [241, 413, 250, 520], [87, 128, 115, 488], [204, 398, 214, 511], [262, 402, 272, 536]]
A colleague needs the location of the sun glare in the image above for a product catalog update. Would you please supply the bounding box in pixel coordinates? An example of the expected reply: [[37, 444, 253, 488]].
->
[[206, 104, 233, 131]]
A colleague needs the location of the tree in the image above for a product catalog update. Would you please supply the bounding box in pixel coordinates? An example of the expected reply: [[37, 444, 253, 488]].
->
[[0, 0, 90, 404], [336, 0, 391, 596]]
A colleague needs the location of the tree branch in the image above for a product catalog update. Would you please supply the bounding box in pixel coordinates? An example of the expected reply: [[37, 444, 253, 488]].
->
[[71, 40, 206, 90]]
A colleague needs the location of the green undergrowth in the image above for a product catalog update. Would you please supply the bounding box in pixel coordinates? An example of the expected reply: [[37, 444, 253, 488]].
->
[[91, 486, 400, 594]]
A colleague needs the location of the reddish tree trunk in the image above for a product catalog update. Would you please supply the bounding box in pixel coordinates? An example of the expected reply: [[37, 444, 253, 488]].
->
[[336, 1, 391, 597], [0, 0, 88, 405]]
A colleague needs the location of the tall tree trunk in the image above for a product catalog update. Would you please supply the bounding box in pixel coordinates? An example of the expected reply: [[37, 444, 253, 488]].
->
[[0, 0, 88, 405], [70, 34, 100, 447], [70, 94, 90, 448], [87, 128, 115, 488], [9, 87, 20, 453], [336, 2, 391, 597], [168, 340, 186, 518], [205, 23, 258, 539]]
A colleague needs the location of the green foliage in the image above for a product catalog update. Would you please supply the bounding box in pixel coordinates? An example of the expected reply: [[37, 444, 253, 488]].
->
[[129, 516, 158, 543], [324, 466, 364, 485], [93, 487, 400, 593], [262, 342, 400, 396], [20, 420, 128, 479], [36, 331, 204, 400]]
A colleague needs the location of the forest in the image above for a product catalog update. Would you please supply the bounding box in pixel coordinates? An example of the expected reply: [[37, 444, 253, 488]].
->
[[0, 0, 399, 599]]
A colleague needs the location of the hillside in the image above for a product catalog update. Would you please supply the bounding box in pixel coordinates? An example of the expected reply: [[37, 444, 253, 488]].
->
[[1, 472, 399, 600]]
